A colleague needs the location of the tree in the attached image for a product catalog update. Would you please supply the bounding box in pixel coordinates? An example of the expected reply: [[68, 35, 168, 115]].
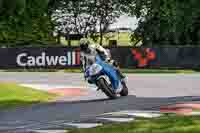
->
[[92, 0, 121, 45], [52, 0, 128, 45], [130, 0, 200, 46], [0, 0, 55, 47], [52, 0, 98, 44]]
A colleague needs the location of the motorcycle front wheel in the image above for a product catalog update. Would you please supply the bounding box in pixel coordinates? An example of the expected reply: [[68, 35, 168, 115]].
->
[[97, 78, 117, 99]]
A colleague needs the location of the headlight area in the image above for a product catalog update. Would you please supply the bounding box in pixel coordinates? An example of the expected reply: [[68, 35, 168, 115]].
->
[[89, 64, 103, 76]]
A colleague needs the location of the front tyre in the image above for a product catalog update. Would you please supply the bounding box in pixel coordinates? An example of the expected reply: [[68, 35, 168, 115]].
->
[[97, 78, 117, 99]]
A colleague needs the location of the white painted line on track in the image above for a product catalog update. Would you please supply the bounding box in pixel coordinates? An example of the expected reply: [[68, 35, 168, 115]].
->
[[98, 117, 134, 122], [31, 130, 67, 133], [118, 111, 162, 118], [20, 84, 87, 91], [102, 110, 162, 118], [189, 111, 200, 116], [64, 123, 103, 128]]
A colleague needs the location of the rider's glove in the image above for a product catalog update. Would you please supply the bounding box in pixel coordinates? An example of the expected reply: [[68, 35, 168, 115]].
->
[[113, 60, 119, 67], [106, 58, 118, 67]]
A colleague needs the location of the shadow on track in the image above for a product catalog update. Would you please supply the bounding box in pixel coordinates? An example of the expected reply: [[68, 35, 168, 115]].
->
[[40, 95, 200, 106], [1, 95, 200, 112]]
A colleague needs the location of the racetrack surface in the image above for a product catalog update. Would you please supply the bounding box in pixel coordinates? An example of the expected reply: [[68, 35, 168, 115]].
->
[[0, 72, 200, 133]]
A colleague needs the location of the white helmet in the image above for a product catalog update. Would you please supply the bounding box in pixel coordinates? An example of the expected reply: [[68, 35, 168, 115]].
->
[[80, 38, 90, 51]]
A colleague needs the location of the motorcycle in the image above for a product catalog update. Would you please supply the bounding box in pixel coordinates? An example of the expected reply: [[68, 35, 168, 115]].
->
[[84, 55, 128, 99]]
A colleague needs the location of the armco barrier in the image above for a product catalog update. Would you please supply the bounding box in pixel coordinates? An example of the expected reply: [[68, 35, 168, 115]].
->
[[0, 47, 200, 69]]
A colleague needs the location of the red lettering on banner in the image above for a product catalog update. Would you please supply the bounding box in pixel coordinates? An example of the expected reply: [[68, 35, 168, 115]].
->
[[131, 48, 156, 67], [75, 48, 80, 65], [76, 51, 80, 65]]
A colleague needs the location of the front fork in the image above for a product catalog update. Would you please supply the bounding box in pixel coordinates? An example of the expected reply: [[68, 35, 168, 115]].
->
[[96, 75, 111, 91]]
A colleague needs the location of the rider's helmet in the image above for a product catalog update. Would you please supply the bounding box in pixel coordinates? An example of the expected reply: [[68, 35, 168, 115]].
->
[[80, 38, 90, 52]]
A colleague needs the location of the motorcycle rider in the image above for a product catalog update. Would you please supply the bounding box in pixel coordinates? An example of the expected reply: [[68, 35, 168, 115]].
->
[[79, 38, 126, 93]]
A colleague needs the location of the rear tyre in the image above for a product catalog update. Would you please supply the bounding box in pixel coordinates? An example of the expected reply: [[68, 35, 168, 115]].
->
[[120, 82, 128, 96], [97, 78, 117, 99]]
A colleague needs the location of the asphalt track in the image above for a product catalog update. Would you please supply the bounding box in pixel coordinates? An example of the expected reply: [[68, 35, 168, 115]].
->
[[0, 72, 200, 133]]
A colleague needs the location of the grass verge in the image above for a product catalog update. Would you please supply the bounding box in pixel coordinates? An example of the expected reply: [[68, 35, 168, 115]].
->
[[121, 69, 196, 74], [0, 83, 56, 109], [68, 116, 200, 133], [0, 69, 198, 74], [64, 69, 197, 74]]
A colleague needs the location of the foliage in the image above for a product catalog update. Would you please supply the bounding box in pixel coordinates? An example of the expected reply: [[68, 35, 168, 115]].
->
[[1, 0, 199, 46], [0, 82, 56, 109], [0, 0, 56, 47], [51, 0, 130, 45], [131, 0, 200, 46]]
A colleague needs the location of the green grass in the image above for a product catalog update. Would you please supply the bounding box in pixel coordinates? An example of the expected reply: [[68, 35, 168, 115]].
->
[[0, 69, 198, 73], [63, 68, 197, 74], [121, 69, 196, 74], [0, 83, 56, 109], [68, 116, 200, 133]]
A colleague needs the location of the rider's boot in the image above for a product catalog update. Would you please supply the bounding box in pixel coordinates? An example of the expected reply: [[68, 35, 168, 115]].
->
[[114, 81, 123, 94], [116, 68, 127, 83]]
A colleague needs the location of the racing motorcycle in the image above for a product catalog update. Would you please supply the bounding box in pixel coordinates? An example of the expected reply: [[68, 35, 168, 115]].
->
[[84, 55, 128, 99]]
